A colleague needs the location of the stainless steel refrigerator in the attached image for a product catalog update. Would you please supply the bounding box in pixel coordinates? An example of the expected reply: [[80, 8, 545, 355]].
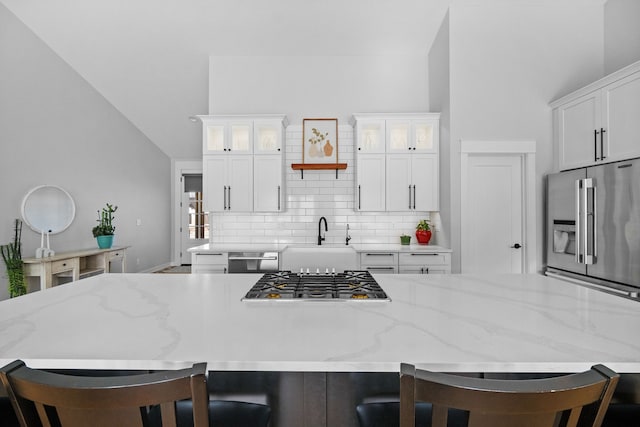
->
[[546, 157, 640, 298]]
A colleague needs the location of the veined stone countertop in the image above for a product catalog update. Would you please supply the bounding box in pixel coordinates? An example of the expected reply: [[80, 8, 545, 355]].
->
[[188, 243, 452, 253], [0, 273, 638, 373]]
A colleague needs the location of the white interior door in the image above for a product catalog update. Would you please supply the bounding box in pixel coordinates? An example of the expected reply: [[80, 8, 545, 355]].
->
[[462, 155, 523, 273]]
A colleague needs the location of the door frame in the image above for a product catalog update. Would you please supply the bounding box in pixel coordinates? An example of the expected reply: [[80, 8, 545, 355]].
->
[[460, 140, 537, 273], [172, 160, 203, 266]]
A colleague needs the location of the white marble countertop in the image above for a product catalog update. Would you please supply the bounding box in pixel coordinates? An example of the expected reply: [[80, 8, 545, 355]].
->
[[0, 273, 638, 373], [188, 243, 451, 253]]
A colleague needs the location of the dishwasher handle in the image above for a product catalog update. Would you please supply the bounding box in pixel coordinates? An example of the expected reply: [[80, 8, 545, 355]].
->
[[228, 256, 278, 261]]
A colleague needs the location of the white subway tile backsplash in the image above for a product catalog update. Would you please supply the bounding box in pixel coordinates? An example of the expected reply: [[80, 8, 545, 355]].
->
[[209, 124, 433, 244]]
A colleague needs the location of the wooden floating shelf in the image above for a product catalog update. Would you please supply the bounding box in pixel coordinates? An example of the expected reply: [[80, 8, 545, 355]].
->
[[291, 163, 348, 179]]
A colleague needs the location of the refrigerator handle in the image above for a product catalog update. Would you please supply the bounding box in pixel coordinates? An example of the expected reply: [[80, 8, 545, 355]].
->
[[575, 179, 582, 264], [583, 178, 594, 265], [591, 184, 597, 261]]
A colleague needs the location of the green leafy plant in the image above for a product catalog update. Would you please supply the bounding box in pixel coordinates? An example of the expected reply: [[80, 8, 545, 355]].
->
[[92, 203, 118, 237], [308, 128, 328, 145], [1, 219, 27, 298], [416, 219, 431, 231]]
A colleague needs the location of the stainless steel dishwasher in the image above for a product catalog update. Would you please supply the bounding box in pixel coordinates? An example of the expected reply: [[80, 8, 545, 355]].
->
[[227, 252, 279, 273]]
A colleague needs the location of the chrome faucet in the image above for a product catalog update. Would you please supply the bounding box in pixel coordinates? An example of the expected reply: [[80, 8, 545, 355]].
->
[[318, 216, 328, 245], [345, 223, 351, 245]]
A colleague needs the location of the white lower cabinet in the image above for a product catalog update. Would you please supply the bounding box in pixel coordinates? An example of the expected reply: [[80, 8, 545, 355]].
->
[[191, 252, 228, 274], [359, 252, 398, 274], [398, 252, 451, 274]]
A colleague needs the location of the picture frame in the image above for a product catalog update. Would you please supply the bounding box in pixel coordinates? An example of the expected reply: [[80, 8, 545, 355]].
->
[[302, 118, 338, 164]]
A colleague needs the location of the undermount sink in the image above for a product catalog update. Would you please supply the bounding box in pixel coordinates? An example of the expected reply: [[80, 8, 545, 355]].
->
[[280, 245, 357, 273]]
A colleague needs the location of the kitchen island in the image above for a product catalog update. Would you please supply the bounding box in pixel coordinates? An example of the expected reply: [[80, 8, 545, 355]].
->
[[1, 272, 638, 426]]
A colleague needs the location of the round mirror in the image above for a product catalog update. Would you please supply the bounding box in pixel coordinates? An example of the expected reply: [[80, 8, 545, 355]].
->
[[21, 185, 76, 234]]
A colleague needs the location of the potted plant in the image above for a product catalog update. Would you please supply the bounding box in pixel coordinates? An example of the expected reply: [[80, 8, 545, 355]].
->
[[400, 234, 411, 245], [1, 219, 27, 297], [415, 219, 432, 245], [92, 203, 117, 249]]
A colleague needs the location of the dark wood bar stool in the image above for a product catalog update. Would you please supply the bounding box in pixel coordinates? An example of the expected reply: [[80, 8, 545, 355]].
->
[[0, 360, 209, 427], [399, 363, 619, 427]]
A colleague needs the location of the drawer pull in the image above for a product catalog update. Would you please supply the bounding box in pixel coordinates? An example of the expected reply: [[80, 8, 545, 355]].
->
[[366, 267, 395, 270], [410, 253, 438, 256], [365, 253, 395, 256]]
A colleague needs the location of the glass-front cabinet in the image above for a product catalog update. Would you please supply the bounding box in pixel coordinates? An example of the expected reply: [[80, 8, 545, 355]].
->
[[201, 118, 253, 155], [355, 119, 386, 154], [253, 120, 283, 153], [386, 119, 438, 153]]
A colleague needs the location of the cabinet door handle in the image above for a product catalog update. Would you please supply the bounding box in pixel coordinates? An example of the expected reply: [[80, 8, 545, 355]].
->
[[223, 185, 227, 210], [413, 185, 416, 209], [228, 186, 231, 210], [600, 128, 606, 160], [277, 185, 281, 211], [358, 185, 361, 210], [594, 129, 599, 161], [408, 185, 412, 209]]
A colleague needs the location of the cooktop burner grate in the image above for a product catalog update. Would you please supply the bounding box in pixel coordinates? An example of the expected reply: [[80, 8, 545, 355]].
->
[[243, 270, 390, 301]]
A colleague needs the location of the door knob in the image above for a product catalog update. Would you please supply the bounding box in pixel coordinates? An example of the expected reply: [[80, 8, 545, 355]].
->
[[511, 243, 522, 249]]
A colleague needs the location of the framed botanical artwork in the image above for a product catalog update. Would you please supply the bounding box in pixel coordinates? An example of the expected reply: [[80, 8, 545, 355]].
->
[[302, 118, 338, 164]]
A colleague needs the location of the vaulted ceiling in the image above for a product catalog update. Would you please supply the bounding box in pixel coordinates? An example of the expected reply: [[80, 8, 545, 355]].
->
[[2, 0, 452, 159]]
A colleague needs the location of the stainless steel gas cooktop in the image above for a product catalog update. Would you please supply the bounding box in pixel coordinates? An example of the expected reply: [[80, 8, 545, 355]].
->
[[242, 270, 390, 301]]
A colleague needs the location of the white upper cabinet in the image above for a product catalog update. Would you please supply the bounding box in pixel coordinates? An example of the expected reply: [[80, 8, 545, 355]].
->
[[386, 118, 438, 154], [352, 113, 440, 212], [386, 154, 438, 212], [603, 70, 640, 163], [201, 117, 253, 155], [556, 91, 601, 170], [356, 154, 386, 211], [355, 119, 386, 154], [254, 155, 283, 212], [253, 120, 284, 154], [200, 115, 287, 213], [552, 61, 640, 170], [203, 156, 253, 212]]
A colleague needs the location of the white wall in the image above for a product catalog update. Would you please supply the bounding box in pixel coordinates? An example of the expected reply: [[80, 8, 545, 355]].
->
[[428, 12, 451, 252], [604, 0, 640, 75], [0, 5, 172, 300], [208, 54, 435, 244], [210, 125, 433, 245], [209, 55, 429, 123], [445, 1, 604, 272]]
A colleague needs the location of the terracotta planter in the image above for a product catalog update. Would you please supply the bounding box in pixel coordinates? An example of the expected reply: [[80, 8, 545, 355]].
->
[[415, 229, 432, 245]]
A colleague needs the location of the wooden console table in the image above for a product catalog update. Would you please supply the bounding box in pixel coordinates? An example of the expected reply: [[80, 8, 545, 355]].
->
[[23, 246, 129, 291]]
